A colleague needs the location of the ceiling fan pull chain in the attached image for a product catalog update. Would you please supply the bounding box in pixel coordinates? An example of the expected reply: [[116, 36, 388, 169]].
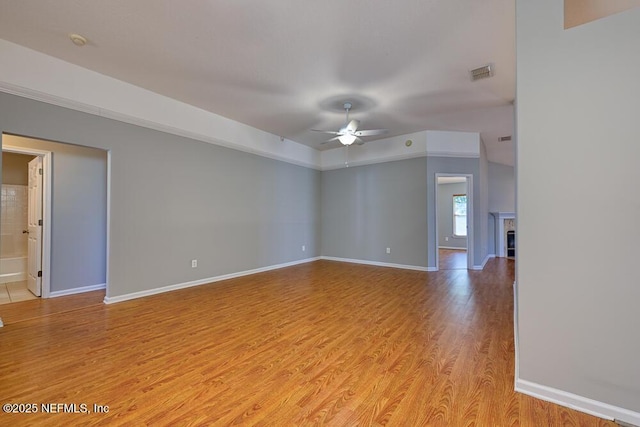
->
[[345, 145, 349, 167]]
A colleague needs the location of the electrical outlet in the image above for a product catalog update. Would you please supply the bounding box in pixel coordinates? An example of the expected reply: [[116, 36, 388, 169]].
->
[[386, 247, 391, 254], [191, 259, 197, 268], [302, 245, 306, 252], [445, 236, 449, 241]]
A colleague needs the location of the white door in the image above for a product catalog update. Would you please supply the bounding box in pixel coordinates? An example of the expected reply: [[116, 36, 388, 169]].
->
[[27, 157, 43, 297]]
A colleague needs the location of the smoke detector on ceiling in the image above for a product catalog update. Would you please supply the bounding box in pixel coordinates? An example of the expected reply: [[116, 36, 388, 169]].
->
[[470, 64, 494, 81], [69, 33, 88, 47]]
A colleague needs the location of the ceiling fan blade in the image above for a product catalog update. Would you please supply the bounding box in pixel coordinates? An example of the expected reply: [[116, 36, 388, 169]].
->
[[320, 136, 342, 144], [346, 119, 360, 133], [355, 139, 365, 145], [354, 129, 388, 137], [311, 129, 342, 135]]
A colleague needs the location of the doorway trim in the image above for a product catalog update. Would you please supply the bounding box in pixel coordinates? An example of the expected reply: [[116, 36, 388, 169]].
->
[[435, 173, 474, 270], [3, 144, 52, 298]]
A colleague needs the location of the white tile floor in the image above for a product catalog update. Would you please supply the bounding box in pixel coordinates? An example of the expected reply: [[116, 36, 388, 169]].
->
[[0, 281, 38, 305]]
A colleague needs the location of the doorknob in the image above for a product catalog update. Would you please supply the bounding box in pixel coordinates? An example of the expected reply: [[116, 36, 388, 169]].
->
[[22, 230, 29, 234]]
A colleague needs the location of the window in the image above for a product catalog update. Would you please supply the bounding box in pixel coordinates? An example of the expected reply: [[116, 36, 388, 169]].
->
[[453, 194, 467, 237]]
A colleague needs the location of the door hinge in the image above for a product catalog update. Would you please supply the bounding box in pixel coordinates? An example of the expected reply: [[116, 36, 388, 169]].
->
[[38, 219, 43, 226], [37, 271, 42, 277], [39, 168, 43, 175]]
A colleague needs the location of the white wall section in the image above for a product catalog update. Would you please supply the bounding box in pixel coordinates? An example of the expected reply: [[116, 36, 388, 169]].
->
[[516, 1, 640, 423]]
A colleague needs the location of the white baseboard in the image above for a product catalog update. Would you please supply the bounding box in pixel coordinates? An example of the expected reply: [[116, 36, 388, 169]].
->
[[49, 283, 106, 298], [320, 256, 429, 272], [471, 254, 495, 270], [513, 281, 519, 390], [438, 246, 467, 250], [426, 266, 438, 272], [103, 257, 321, 304], [0, 272, 27, 284], [515, 379, 640, 425]]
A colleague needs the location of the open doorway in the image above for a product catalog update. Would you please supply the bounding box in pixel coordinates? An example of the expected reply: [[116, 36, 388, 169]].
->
[[0, 147, 51, 303], [1, 133, 108, 309], [435, 174, 473, 270]]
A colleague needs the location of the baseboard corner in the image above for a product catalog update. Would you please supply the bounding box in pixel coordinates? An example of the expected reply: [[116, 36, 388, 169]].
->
[[49, 283, 106, 298], [515, 378, 640, 425], [319, 256, 429, 272]]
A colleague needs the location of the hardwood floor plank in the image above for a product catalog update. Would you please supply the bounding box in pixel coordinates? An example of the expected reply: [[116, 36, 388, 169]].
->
[[0, 259, 616, 426]]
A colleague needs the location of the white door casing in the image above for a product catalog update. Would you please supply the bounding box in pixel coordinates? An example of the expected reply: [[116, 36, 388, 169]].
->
[[27, 156, 43, 297], [434, 173, 474, 270]]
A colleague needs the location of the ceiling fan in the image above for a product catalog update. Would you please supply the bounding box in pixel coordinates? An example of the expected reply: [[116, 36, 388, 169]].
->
[[312, 102, 388, 146]]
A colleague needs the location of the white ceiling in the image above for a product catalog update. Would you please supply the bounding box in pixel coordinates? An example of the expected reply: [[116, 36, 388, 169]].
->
[[0, 0, 515, 165]]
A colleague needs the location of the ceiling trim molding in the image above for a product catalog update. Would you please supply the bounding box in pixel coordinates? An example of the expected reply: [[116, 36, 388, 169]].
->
[[1, 79, 480, 172], [426, 151, 480, 159], [0, 40, 322, 169], [320, 146, 480, 171], [0, 80, 102, 115], [0, 41, 483, 173], [0, 81, 323, 170], [321, 151, 428, 171], [319, 130, 481, 170]]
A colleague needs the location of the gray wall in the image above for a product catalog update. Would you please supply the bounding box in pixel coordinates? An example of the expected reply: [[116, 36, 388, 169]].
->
[[4, 135, 107, 293], [0, 91, 501, 302], [321, 157, 427, 267], [488, 161, 515, 256], [487, 216, 495, 255], [437, 182, 467, 249], [517, 0, 640, 416], [0, 92, 320, 299], [479, 142, 489, 264], [426, 156, 483, 268], [488, 161, 515, 212]]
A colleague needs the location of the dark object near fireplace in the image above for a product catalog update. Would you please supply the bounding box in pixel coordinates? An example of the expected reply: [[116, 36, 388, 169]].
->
[[507, 230, 516, 258]]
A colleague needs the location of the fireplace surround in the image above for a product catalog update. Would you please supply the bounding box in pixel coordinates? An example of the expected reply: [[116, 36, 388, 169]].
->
[[491, 212, 515, 258]]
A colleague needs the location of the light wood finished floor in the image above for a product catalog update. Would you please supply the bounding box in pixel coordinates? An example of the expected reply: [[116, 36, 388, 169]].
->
[[0, 259, 614, 426], [438, 248, 468, 270]]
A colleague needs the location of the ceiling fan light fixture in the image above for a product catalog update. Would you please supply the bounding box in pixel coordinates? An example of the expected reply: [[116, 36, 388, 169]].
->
[[313, 100, 387, 147], [338, 134, 357, 146]]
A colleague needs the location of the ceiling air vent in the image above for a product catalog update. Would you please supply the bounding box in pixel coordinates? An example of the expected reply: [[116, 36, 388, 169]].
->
[[499, 136, 512, 142], [470, 64, 494, 81]]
